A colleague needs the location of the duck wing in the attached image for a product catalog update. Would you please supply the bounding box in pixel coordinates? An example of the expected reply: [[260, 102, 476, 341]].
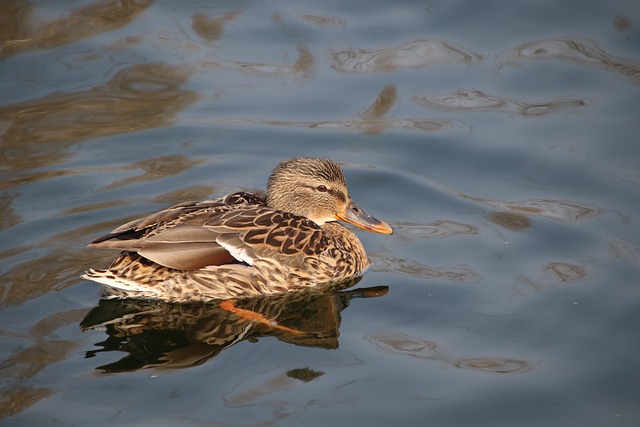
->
[[89, 192, 265, 243], [89, 198, 329, 272], [209, 207, 330, 265]]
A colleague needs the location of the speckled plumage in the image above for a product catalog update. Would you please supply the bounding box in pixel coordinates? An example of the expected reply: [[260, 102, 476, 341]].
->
[[83, 157, 392, 301]]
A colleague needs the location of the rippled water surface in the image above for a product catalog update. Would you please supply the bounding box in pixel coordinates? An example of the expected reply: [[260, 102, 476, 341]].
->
[[1, 0, 640, 425]]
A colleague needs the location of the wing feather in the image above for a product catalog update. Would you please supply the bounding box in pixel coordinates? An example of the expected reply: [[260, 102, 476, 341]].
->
[[88, 195, 330, 273]]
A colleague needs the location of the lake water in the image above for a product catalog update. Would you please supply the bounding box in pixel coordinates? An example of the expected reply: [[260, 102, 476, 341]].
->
[[1, 0, 640, 426]]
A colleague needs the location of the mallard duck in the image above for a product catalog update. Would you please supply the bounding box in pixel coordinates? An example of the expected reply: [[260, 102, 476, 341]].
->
[[83, 157, 393, 301]]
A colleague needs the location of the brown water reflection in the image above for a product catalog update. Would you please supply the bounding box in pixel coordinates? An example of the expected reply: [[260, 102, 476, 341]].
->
[[80, 283, 388, 372], [102, 155, 206, 190], [0, 0, 154, 59], [192, 10, 241, 41], [366, 331, 533, 375], [1, 246, 101, 307], [201, 83, 459, 134], [201, 44, 314, 78], [486, 212, 532, 232], [0, 215, 130, 307], [0, 307, 89, 418], [544, 262, 589, 282], [295, 9, 347, 27], [511, 36, 640, 85], [415, 89, 590, 116], [330, 39, 483, 73], [0, 63, 197, 171], [223, 367, 327, 410], [0, 194, 21, 232], [514, 261, 591, 295]]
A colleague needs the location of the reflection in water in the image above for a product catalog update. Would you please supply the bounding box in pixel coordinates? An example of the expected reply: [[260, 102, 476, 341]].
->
[[396, 220, 479, 239], [415, 89, 590, 116], [453, 189, 605, 223], [192, 10, 241, 41], [359, 84, 397, 120], [0, 0, 154, 59], [102, 155, 206, 190], [0, 248, 100, 307], [512, 36, 640, 85], [543, 262, 588, 282], [454, 358, 533, 375], [295, 9, 347, 27], [366, 331, 437, 357], [81, 282, 388, 372], [375, 256, 481, 282], [216, 116, 454, 134], [0, 307, 88, 418], [607, 238, 640, 267], [0, 63, 197, 172], [201, 45, 314, 78], [223, 367, 326, 408], [0, 384, 54, 419], [0, 194, 21, 232], [486, 212, 532, 232], [197, 83, 460, 134], [488, 199, 603, 222], [366, 331, 533, 375], [331, 39, 483, 73], [514, 261, 590, 295], [613, 15, 633, 33]]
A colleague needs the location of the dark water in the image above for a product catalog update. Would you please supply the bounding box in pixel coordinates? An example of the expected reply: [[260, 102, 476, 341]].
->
[[1, 0, 640, 425]]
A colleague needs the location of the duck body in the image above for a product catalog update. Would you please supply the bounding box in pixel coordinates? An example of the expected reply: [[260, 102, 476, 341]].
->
[[83, 158, 392, 301]]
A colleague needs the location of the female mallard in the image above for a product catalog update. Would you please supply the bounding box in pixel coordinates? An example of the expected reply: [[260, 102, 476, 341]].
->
[[83, 157, 393, 301]]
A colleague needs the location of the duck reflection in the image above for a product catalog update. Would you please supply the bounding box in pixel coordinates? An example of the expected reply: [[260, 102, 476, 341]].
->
[[80, 280, 388, 373]]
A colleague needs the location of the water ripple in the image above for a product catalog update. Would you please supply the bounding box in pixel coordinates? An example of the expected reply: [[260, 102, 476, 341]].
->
[[192, 10, 241, 41], [457, 192, 605, 223], [512, 36, 640, 85], [295, 9, 346, 27], [454, 357, 533, 375], [486, 212, 532, 232], [415, 89, 590, 116], [607, 238, 640, 266], [544, 262, 589, 283], [0, 0, 153, 59], [205, 117, 456, 134], [374, 256, 481, 282], [330, 39, 483, 73], [365, 331, 438, 358], [0, 63, 197, 171], [201, 45, 314, 78], [366, 331, 534, 376], [396, 220, 479, 239]]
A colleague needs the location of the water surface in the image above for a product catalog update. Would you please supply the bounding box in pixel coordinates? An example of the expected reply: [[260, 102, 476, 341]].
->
[[1, 0, 639, 426]]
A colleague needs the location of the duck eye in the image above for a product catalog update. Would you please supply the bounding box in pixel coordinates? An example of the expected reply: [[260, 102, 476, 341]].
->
[[316, 185, 328, 192]]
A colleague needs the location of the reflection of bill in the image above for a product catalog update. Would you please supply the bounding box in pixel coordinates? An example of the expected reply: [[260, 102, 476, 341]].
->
[[80, 281, 388, 372]]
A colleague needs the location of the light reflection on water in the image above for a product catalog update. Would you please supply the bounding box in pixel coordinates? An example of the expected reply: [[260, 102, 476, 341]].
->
[[1, 0, 639, 426]]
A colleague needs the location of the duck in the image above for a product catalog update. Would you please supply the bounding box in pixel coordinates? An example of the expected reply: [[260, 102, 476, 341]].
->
[[83, 157, 393, 301]]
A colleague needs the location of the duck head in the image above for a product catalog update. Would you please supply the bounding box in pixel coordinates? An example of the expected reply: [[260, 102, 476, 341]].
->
[[266, 157, 393, 234]]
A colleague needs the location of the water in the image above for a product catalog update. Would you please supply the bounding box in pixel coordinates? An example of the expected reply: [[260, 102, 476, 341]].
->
[[1, 0, 639, 425]]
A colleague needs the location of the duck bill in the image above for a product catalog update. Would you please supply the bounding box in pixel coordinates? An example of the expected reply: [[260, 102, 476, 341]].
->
[[335, 200, 393, 235]]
